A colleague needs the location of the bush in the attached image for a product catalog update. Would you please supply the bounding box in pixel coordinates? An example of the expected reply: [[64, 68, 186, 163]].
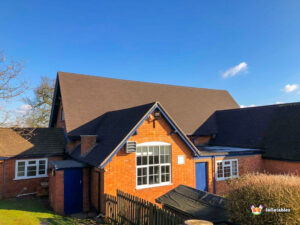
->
[[226, 173, 300, 225]]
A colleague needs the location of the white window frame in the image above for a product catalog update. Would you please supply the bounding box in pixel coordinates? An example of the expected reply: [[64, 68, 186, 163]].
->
[[216, 159, 238, 181], [15, 158, 48, 180], [136, 142, 172, 189]]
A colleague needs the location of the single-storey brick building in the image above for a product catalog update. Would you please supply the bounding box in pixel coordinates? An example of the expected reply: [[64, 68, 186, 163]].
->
[[0, 128, 65, 199]]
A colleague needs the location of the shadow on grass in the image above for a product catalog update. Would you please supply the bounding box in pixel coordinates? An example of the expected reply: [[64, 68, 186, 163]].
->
[[0, 197, 49, 213], [39, 215, 103, 225]]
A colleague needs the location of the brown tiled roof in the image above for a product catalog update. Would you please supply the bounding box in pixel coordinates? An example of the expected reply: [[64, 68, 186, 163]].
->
[[55, 72, 238, 134], [0, 128, 66, 158]]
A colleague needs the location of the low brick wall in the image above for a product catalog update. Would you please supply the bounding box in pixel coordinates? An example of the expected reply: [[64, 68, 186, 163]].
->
[[262, 159, 300, 175]]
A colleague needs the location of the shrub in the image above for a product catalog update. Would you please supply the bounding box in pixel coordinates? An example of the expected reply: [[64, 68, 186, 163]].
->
[[226, 173, 300, 225]]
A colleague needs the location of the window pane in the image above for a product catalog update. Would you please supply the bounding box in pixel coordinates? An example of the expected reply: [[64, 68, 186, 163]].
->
[[27, 165, 36, 177], [142, 168, 147, 176], [28, 160, 36, 165], [18, 161, 25, 167], [160, 146, 165, 155], [138, 177, 142, 185], [137, 156, 141, 165], [154, 175, 159, 184], [149, 156, 154, 164], [17, 171, 25, 177], [17, 162, 25, 176], [149, 166, 153, 175], [224, 166, 231, 178], [165, 174, 170, 182], [137, 168, 142, 176], [166, 165, 170, 173], [17, 164, 25, 176], [165, 146, 171, 155], [154, 146, 159, 155], [39, 160, 46, 175], [165, 155, 170, 163], [142, 147, 148, 155], [142, 176, 147, 185], [232, 161, 238, 176], [160, 155, 165, 163], [161, 174, 166, 182], [142, 156, 147, 165], [217, 162, 223, 178], [154, 155, 159, 164]]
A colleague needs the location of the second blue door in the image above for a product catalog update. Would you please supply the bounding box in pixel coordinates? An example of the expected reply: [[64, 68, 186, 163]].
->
[[196, 162, 208, 191], [64, 168, 83, 214]]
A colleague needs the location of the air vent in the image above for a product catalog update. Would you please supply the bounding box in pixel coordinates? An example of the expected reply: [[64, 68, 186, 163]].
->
[[126, 141, 137, 153]]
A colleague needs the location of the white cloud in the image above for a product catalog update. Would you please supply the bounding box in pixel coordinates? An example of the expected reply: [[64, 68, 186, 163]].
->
[[15, 104, 32, 114], [222, 62, 248, 78], [282, 84, 298, 93], [240, 104, 256, 108], [275, 101, 284, 104]]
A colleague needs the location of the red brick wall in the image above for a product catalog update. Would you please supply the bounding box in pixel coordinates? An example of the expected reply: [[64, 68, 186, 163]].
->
[[91, 169, 99, 211], [0, 156, 62, 199], [83, 168, 90, 212], [262, 159, 300, 175], [101, 113, 196, 210], [215, 154, 263, 195], [194, 136, 211, 146], [0, 160, 3, 198], [55, 102, 65, 129], [81, 136, 97, 156], [49, 169, 64, 214]]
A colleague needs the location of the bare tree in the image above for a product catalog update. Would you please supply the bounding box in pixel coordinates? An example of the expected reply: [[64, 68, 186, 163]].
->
[[22, 76, 55, 127], [0, 51, 28, 126]]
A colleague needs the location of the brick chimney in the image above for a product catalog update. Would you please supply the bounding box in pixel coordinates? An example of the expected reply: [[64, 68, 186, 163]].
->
[[80, 135, 97, 156]]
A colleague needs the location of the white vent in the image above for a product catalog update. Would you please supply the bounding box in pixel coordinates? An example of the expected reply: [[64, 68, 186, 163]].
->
[[126, 141, 137, 153]]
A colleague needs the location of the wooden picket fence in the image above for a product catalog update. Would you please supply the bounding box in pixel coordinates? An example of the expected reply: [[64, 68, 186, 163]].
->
[[105, 190, 185, 225]]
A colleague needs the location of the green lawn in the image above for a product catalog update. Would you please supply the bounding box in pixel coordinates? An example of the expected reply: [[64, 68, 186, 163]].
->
[[0, 197, 103, 225]]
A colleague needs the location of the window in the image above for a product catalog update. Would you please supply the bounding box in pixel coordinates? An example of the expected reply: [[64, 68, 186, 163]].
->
[[61, 109, 65, 121], [15, 159, 48, 179], [136, 142, 171, 188], [216, 159, 238, 180]]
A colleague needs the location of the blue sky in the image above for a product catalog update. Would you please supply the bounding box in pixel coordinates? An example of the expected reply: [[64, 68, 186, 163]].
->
[[1, 0, 300, 112]]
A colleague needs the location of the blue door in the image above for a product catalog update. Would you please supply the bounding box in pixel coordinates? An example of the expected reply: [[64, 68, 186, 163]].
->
[[196, 162, 208, 191], [64, 168, 83, 214]]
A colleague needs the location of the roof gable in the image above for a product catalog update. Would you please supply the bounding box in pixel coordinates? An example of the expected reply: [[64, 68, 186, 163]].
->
[[70, 102, 200, 168], [51, 71, 238, 134]]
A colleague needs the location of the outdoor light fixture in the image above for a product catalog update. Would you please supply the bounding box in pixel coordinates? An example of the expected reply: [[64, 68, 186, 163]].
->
[[154, 111, 161, 119], [152, 110, 161, 128]]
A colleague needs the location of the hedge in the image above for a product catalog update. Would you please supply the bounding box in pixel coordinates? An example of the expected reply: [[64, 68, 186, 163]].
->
[[226, 173, 300, 225]]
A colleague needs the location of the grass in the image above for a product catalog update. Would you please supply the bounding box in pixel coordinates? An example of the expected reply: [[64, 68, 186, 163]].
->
[[0, 197, 103, 225]]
